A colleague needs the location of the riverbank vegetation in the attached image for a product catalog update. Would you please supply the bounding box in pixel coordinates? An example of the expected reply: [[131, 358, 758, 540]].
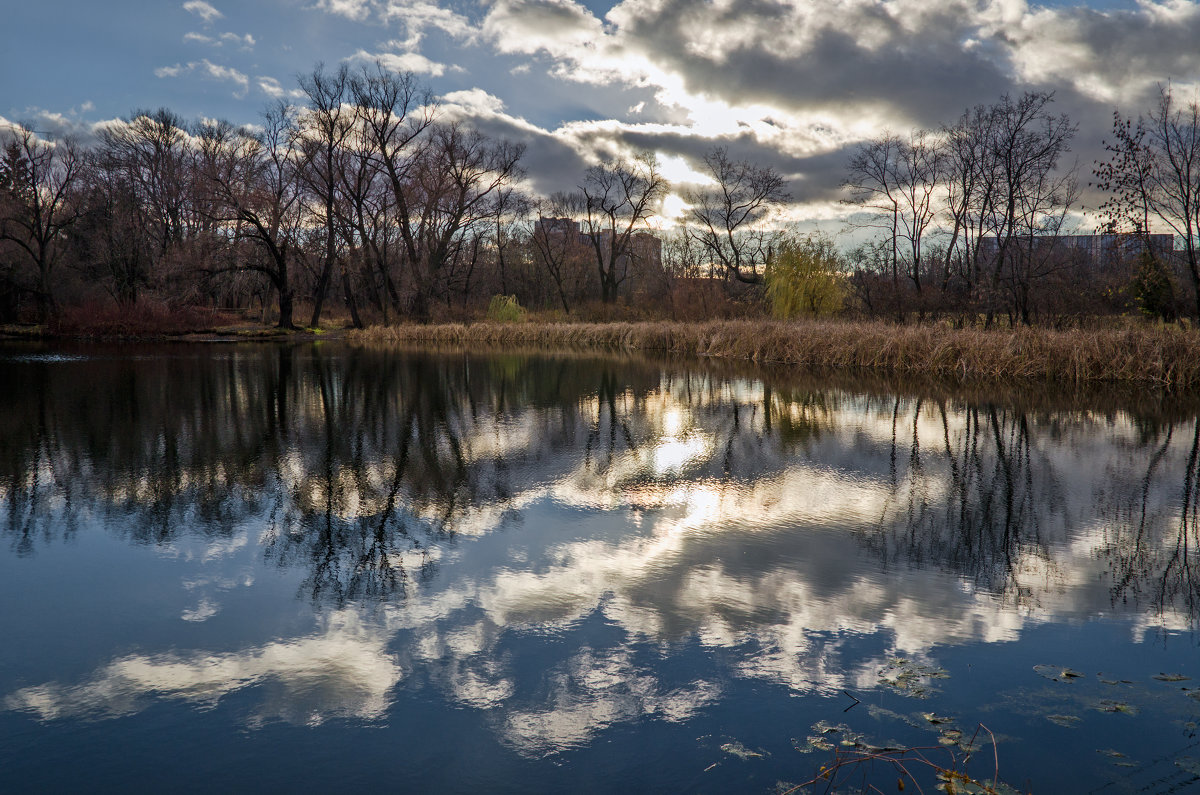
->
[[349, 319, 1200, 386], [3, 66, 1200, 338]]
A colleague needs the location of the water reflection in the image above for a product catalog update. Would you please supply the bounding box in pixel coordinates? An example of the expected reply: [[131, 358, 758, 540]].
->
[[5, 609, 401, 726], [3, 342, 1200, 763]]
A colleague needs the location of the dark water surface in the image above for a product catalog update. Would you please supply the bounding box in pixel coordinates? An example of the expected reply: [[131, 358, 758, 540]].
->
[[3, 341, 1200, 793]]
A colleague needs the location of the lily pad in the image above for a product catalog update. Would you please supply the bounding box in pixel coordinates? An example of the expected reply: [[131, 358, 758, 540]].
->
[[878, 659, 950, 698], [1046, 714, 1081, 727], [1034, 664, 1084, 682], [721, 741, 766, 760], [938, 729, 964, 745], [935, 772, 1023, 795], [803, 735, 835, 752], [1153, 673, 1191, 682], [1095, 700, 1138, 715]]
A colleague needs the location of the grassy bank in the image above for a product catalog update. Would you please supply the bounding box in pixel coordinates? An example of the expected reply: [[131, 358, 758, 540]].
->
[[349, 319, 1200, 387]]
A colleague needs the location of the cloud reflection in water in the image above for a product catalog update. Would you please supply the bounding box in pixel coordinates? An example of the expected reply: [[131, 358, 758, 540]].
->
[[3, 346, 1200, 757]]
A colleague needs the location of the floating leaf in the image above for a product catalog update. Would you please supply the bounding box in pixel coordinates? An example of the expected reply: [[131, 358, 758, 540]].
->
[[790, 737, 814, 754], [935, 772, 1022, 795], [923, 712, 955, 725], [1154, 673, 1191, 682], [720, 741, 766, 760], [1095, 700, 1139, 715], [1034, 664, 1084, 682], [1098, 748, 1127, 759], [1046, 714, 1081, 727], [938, 729, 964, 745], [878, 660, 949, 698], [1175, 756, 1200, 775], [805, 736, 835, 752]]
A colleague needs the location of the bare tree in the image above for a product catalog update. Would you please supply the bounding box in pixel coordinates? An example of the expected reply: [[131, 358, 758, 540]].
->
[[979, 92, 1077, 323], [685, 146, 789, 286], [0, 126, 82, 320], [941, 105, 996, 293], [298, 63, 355, 327], [528, 193, 589, 314], [336, 125, 399, 322], [350, 63, 436, 318], [410, 123, 525, 314], [1096, 86, 1200, 318], [197, 104, 306, 328], [92, 108, 198, 300], [489, 186, 530, 301], [580, 151, 667, 303], [845, 130, 943, 297]]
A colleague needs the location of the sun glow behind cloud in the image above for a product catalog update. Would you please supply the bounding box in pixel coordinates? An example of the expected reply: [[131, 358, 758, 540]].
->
[[7, 0, 1200, 226]]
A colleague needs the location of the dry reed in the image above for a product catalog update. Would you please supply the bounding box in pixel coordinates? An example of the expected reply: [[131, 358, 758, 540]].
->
[[349, 319, 1200, 387]]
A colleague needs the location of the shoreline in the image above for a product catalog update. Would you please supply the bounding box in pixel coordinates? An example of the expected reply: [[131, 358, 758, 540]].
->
[[348, 319, 1200, 388], [0, 323, 347, 344]]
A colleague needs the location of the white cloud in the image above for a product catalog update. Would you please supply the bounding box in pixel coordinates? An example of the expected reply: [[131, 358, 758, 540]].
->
[[315, 0, 372, 21], [5, 611, 402, 726], [441, 88, 506, 116], [155, 59, 250, 98], [348, 48, 449, 77], [383, 0, 475, 48], [182, 0, 223, 23], [257, 76, 307, 100], [184, 30, 255, 50], [220, 32, 256, 49]]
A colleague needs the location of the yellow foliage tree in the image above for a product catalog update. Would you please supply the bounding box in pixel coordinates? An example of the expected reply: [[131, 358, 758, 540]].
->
[[765, 235, 846, 318]]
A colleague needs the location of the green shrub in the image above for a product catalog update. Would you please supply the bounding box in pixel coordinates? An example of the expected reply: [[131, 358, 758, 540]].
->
[[486, 294, 528, 323], [1130, 252, 1177, 322], [765, 235, 846, 319]]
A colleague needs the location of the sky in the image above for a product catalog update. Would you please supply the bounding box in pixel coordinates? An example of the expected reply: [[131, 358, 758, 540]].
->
[[3, 0, 1200, 229]]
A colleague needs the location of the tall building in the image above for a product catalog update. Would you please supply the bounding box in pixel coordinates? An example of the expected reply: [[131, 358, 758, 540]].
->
[[978, 233, 1174, 269]]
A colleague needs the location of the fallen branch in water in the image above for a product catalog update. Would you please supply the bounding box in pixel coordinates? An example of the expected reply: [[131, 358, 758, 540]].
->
[[788, 724, 1022, 795]]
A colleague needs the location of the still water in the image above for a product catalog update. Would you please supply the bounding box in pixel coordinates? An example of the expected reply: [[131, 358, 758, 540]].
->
[[2, 342, 1200, 793]]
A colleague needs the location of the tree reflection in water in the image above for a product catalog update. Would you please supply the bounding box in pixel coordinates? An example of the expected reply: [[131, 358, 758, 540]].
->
[[2, 342, 1200, 628]]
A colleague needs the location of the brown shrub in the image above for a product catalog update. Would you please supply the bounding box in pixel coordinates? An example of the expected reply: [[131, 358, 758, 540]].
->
[[48, 299, 237, 338]]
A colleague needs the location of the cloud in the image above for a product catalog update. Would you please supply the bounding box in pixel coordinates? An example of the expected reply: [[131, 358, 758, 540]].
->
[[220, 32, 256, 49], [442, 88, 507, 116], [315, 0, 372, 22], [182, 0, 223, 23], [155, 58, 251, 98], [5, 611, 402, 726], [383, 0, 474, 48], [257, 76, 307, 100], [0, 107, 115, 145], [184, 30, 255, 49], [460, 0, 1200, 226], [349, 48, 451, 77]]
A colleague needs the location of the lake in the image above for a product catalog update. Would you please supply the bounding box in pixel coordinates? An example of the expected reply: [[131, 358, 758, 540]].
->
[[2, 341, 1199, 793]]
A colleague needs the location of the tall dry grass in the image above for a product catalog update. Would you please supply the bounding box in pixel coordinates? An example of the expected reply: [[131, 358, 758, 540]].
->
[[349, 319, 1200, 387]]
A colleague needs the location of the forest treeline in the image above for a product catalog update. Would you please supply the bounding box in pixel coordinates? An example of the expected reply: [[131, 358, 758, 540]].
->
[[2, 63, 1200, 330]]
